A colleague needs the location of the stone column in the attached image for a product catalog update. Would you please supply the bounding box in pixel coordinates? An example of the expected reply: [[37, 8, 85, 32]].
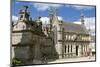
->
[[86, 44, 88, 56], [84, 45, 86, 56], [68, 45, 70, 57], [65, 44, 68, 58], [57, 42, 63, 59], [33, 37, 42, 64], [78, 45, 81, 56], [84, 45, 87, 56], [72, 44, 76, 57], [81, 44, 83, 56]]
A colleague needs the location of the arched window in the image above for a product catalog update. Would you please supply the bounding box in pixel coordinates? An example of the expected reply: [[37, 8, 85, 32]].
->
[[68, 45, 69, 53], [66, 35, 68, 40], [71, 45, 72, 52]]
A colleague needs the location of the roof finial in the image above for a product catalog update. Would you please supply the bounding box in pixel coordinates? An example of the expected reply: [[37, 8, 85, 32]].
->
[[80, 10, 85, 25], [23, 5, 28, 11], [48, 7, 57, 17]]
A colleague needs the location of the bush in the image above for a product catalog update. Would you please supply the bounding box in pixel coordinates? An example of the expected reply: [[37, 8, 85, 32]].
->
[[12, 57, 22, 66]]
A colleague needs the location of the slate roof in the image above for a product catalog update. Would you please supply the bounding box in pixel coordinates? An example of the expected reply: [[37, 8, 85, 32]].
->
[[62, 22, 88, 34]]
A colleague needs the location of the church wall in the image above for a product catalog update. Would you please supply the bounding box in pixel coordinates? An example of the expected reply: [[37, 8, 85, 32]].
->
[[62, 41, 90, 58], [12, 32, 33, 45], [13, 21, 27, 31]]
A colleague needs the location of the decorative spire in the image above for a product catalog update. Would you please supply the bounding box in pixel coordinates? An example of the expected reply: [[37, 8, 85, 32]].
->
[[48, 7, 58, 31], [48, 7, 58, 21], [48, 7, 57, 16], [19, 6, 28, 14], [22, 5, 28, 12], [80, 10, 85, 25], [18, 5, 30, 21]]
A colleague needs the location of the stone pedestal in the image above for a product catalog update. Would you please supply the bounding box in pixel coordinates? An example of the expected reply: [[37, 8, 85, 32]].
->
[[58, 54, 63, 59]]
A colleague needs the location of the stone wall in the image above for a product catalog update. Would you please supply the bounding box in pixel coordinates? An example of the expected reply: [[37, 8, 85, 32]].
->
[[12, 32, 33, 45]]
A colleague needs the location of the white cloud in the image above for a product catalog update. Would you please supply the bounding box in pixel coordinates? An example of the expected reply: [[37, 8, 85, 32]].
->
[[84, 17, 95, 29], [74, 17, 95, 35], [65, 5, 94, 10], [12, 15, 18, 23], [33, 3, 62, 11], [73, 5, 94, 10], [58, 16, 63, 21], [40, 17, 49, 24], [40, 16, 63, 24], [73, 21, 81, 24]]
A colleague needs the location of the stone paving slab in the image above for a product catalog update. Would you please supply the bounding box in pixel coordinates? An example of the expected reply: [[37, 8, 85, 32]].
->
[[48, 56, 95, 63]]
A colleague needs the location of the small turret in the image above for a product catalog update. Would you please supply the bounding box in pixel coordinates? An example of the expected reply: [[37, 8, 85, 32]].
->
[[18, 6, 30, 22], [48, 8, 58, 22], [36, 16, 43, 32], [80, 10, 85, 25]]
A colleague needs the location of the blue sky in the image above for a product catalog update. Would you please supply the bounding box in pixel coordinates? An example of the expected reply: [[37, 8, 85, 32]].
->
[[12, 0, 96, 35], [12, 0, 95, 22]]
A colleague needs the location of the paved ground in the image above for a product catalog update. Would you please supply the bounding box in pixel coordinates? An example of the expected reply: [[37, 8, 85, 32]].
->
[[32, 56, 95, 64], [48, 56, 95, 64]]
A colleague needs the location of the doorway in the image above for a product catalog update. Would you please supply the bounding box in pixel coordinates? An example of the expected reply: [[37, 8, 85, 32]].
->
[[76, 46, 79, 56]]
